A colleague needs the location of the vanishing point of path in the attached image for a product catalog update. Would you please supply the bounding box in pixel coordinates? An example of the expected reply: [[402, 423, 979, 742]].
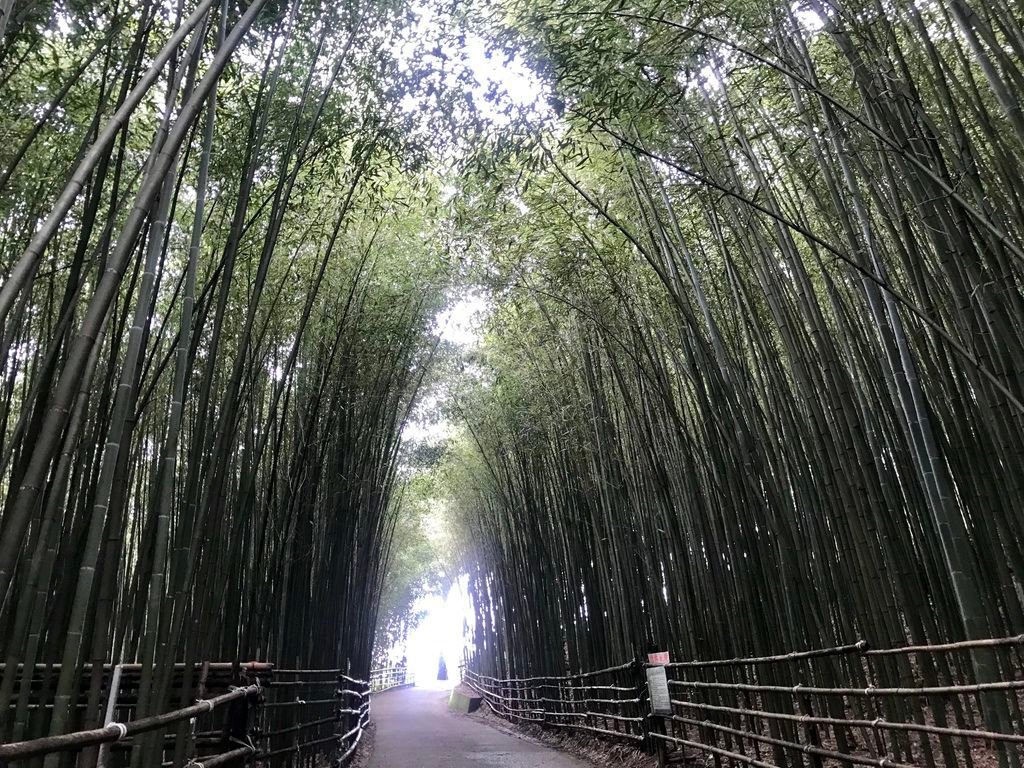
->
[[367, 687, 591, 768]]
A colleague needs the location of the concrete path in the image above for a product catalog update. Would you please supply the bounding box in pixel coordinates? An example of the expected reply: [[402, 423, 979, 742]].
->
[[366, 687, 591, 768]]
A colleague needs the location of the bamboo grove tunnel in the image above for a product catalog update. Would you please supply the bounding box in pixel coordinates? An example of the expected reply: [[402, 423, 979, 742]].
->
[[2, 0, 1024, 765]]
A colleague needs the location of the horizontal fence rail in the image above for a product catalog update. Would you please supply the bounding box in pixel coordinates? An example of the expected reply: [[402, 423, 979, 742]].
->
[[464, 662, 646, 742], [0, 685, 260, 762], [0, 663, 407, 766], [369, 665, 414, 692], [466, 635, 1024, 768], [258, 670, 371, 767]]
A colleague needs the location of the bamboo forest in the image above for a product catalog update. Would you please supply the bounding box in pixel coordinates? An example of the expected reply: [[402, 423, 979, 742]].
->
[[2, 0, 1024, 766]]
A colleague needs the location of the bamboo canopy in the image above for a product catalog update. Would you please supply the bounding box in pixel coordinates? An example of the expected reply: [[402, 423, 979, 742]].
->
[[0, 0, 446, 760], [1, 0, 1024, 765]]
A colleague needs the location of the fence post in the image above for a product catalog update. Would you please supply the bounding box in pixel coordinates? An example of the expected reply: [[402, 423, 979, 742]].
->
[[225, 681, 253, 752], [95, 663, 124, 768], [244, 677, 262, 768], [337, 673, 349, 765]]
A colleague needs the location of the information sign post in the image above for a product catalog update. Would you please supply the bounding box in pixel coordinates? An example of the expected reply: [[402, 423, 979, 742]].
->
[[644, 665, 672, 716], [643, 647, 672, 767]]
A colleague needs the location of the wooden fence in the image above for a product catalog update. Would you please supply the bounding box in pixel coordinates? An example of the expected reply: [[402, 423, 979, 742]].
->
[[463, 662, 646, 743], [0, 663, 404, 766], [464, 635, 1024, 768]]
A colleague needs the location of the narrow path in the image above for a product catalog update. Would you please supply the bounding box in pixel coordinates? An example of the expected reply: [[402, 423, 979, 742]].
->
[[367, 687, 591, 767]]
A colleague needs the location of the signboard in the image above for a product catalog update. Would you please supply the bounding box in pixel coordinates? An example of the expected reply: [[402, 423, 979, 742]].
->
[[647, 651, 670, 666], [645, 665, 672, 715]]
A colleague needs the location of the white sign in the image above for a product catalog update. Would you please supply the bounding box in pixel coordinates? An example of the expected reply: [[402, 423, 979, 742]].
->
[[647, 651, 670, 665], [645, 665, 672, 715]]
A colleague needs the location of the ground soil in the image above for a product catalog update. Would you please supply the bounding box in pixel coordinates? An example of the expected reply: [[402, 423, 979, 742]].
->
[[349, 720, 375, 768]]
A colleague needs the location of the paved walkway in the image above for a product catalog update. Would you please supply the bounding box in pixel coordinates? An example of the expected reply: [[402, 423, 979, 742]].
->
[[366, 687, 591, 767]]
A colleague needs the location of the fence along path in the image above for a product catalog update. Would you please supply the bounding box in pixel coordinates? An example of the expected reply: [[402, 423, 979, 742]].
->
[[0, 663, 412, 766], [463, 635, 1024, 768]]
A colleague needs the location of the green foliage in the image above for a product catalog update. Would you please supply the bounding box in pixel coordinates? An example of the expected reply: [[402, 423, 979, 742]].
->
[[374, 467, 456, 660], [3, 1, 1024, 758]]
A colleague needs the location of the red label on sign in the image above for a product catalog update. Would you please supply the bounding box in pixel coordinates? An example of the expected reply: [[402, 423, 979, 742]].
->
[[647, 651, 670, 665]]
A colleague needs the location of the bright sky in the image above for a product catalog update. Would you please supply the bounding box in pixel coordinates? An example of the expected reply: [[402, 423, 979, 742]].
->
[[392, 2, 549, 125], [435, 292, 487, 347], [400, 577, 474, 689]]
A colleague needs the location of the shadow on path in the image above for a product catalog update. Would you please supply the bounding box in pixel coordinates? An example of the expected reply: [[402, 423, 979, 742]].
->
[[367, 687, 590, 767]]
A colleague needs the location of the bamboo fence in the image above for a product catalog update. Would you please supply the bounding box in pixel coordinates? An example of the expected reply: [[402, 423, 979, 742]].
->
[[0, 664, 408, 767], [466, 636, 1024, 768]]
